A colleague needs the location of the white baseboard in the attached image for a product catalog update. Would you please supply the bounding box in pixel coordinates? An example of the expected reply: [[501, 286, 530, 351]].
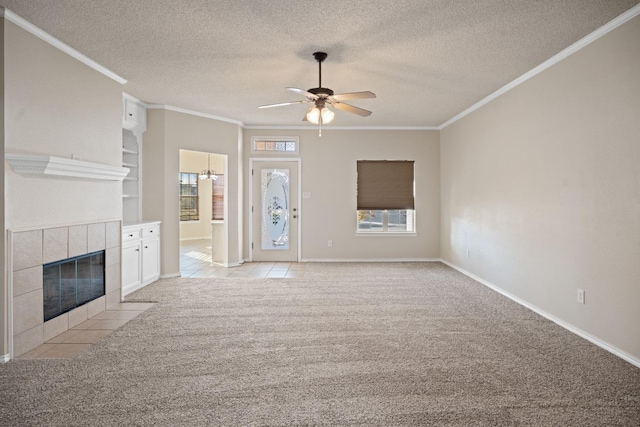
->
[[300, 258, 441, 263], [440, 259, 640, 369], [160, 272, 181, 279], [214, 261, 244, 268], [1, 353, 9, 363]]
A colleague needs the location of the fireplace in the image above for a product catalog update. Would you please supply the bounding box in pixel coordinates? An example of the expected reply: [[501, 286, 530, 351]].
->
[[10, 221, 122, 358], [43, 251, 106, 322]]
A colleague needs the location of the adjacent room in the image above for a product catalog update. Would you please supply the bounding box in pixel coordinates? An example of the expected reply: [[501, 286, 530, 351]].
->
[[1, 1, 639, 425]]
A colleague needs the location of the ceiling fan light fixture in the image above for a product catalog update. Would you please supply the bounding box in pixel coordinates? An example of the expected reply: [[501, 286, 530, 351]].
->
[[306, 106, 321, 124], [306, 105, 334, 125], [321, 107, 334, 124]]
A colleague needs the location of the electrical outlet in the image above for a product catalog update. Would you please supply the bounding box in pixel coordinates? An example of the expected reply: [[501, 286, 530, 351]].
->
[[328, 240, 333, 247], [577, 289, 585, 304]]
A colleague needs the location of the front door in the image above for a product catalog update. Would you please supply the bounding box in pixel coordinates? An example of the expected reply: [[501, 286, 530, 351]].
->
[[251, 160, 299, 262]]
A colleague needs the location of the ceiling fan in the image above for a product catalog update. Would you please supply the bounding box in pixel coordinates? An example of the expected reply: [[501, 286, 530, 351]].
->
[[258, 52, 376, 135]]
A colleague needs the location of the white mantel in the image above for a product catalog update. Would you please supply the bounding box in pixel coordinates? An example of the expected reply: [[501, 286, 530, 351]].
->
[[6, 153, 129, 181]]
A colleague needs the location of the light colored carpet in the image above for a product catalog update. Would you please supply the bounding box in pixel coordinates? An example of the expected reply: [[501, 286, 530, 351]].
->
[[1, 262, 639, 426]]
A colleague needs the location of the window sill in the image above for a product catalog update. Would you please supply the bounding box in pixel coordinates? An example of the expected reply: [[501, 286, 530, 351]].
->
[[355, 232, 417, 237]]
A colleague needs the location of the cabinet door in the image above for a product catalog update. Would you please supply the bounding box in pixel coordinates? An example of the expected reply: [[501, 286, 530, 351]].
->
[[141, 238, 160, 283], [122, 242, 142, 290]]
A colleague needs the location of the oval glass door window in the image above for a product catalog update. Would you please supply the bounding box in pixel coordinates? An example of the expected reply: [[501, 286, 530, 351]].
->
[[262, 169, 290, 250]]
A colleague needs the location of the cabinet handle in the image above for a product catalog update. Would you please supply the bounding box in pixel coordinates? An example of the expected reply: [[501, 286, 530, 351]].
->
[[128, 113, 133, 117], [135, 248, 139, 252], [144, 246, 148, 249], [149, 230, 153, 233]]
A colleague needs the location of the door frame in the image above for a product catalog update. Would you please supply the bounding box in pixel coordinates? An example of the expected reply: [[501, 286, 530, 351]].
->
[[249, 157, 302, 262]]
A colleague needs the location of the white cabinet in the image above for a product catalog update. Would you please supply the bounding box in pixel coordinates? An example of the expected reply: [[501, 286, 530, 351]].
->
[[122, 221, 161, 296], [122, 241, 142, 291], [123, 93, 147, 131]]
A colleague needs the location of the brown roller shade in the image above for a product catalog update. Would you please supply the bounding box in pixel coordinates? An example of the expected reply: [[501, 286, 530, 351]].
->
[[357, 160, 415, 210]]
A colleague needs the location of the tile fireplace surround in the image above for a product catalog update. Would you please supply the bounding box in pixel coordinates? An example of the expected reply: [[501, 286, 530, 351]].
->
[[9, 220, 121, 358]]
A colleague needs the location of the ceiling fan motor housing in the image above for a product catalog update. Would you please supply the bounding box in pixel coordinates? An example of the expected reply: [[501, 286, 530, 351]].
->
[[312, 52, 328, 62], [308, 87, 334, 97]]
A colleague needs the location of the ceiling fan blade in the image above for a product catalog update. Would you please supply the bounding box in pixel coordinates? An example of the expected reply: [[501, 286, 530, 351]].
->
[[287, 87, 319, 99], [258, 100, 309, 109], [332, 102, 372, 117], [331, 91, 376, 101]]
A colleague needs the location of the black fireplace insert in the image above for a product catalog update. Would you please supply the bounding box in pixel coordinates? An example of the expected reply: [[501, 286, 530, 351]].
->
[[43, 250, 105, 322]]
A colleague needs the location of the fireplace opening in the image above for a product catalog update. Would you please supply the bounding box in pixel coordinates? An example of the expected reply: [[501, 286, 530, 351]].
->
[[43, 250, 105, 322]]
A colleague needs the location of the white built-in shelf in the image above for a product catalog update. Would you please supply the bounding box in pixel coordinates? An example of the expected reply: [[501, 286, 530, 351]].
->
[[6, 153, 129, 181], [123, 194, 139, 198], [122, 162, 138, 168], [122, 148, 138, 155]]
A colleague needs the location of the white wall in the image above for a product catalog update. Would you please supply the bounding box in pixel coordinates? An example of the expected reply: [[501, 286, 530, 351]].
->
[[440, 15, 640, 362], [243, 129, 440, 261], [4, 21, 122, 229], [2, 20, 123, 356]]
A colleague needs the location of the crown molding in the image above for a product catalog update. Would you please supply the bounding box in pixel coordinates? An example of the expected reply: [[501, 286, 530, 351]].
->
[[439, 3, 640, 130], [146, 104, 245, 126], [244, 125, 439, 131], [6, 153, 129, 181], [0, 8, 127, 85], [123, 92, 146, 106]]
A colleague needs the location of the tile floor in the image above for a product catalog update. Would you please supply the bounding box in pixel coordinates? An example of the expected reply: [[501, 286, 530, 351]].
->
[[18, 239, 300, 360], [180, 239, 306, 278], [18, 302, 154, 360]]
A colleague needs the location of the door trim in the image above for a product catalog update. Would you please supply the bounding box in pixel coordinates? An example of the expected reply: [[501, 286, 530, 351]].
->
[[249, 158, 302, 262]]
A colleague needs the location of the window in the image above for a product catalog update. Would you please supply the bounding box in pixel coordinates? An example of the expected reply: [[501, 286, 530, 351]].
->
[[251, 137, 299, 154], [179, 172, 199, 221], [356, 160, 415, 233], [212, 175, 224, 220]]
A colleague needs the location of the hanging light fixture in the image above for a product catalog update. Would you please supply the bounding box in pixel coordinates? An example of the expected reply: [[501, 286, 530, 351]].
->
[[306, 100, 334, 125], [199, 154, 218, 180], [305, 99, 335, 136]]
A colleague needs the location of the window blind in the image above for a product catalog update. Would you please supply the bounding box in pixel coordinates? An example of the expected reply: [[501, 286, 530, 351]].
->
[[357, 160, 415, 210]]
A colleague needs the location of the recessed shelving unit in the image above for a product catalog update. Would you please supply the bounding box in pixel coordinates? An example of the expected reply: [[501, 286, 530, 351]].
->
[[122, 93, 147, 224]]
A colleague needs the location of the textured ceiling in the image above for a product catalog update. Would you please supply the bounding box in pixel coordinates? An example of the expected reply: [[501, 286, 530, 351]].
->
[[2, 0, 639, 127]]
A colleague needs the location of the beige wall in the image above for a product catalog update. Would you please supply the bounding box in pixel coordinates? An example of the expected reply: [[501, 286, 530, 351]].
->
[[1, 19, 6, 357], [179, 149, 225, 240], [243, 129, 441, 261], [0, 19, 122, 355], [142, 109, 242, 274], [4, 22, 122, 229], [2, 20, 123, 356], [440, 15, 640, 360]]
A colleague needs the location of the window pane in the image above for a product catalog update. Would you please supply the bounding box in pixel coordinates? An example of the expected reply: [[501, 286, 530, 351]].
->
[[387, 210, 408, 231], [179, 172, 199, 221], [357, 210, 384, 231]]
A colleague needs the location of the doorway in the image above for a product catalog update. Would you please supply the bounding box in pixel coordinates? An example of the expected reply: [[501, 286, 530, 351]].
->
[[179, 149, 228, 275], [250, 159, 301, 262]]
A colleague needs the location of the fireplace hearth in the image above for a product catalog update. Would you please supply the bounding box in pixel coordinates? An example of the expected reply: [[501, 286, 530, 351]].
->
[[10, 220, 122, 358]]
